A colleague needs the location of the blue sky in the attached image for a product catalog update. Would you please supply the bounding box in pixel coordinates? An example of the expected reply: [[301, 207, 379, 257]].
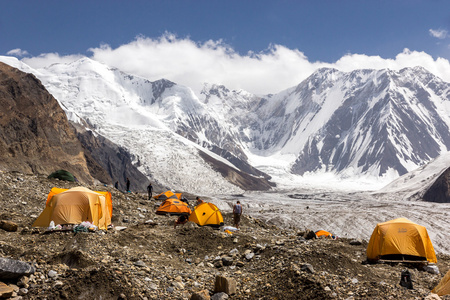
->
[[1, 0, 450, 94]]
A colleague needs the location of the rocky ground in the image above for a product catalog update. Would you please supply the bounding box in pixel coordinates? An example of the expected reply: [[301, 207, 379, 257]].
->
[[0, 170, 449, 299]]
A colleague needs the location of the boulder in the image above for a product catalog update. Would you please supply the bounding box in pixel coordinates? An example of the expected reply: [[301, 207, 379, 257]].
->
[[0, 257, 35, 280], [0, 220, 18, 232], [214, 275, 236, 295]]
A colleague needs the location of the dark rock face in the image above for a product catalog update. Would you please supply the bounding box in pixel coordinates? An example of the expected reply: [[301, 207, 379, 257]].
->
[[198, 150, 274, 191], [423, 167, 450, 203], [76, 127, 161, 192], [0, 62, 93, 183]]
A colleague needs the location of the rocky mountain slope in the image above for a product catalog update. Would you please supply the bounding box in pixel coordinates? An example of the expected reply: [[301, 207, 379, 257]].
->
[[0, 61, 156, 191], [0, 62, 93, 183], [0, 170, 449, 299]]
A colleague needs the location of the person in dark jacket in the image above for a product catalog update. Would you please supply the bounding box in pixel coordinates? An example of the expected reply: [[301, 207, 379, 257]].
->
[[147, 182, 153, 200], [126, 178, 130, 192], [233, 201, 243, 229]]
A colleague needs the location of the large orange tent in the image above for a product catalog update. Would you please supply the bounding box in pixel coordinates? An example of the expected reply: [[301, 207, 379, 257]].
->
[[156, 199, 191, 215], [45, 187, 113, 219], [366, 218, 437, 263], [188, 202, 224, 227], [33, 187, 112, 230]]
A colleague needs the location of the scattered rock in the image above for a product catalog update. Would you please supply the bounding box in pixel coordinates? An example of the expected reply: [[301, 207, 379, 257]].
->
[[301, 263, 315, 274], [190, 289, 210, 300], [0, 220, 18, 232], [211, 292, 229, 300], [0, 282, 14, 298], [214, 275, 236, 295]]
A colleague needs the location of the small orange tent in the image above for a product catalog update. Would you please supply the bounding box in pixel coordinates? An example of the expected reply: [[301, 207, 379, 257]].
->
[[33, 187, 112, 230], [156, 199, 191, 215], [315, 230, 332, 238], [189, 202, 224, 227], [366, 218, 437, 263], [154, 190, 182, 201]]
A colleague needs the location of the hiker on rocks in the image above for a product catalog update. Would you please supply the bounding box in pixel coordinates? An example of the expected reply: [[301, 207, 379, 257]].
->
[[114, 181, 119, 189], [174, 214, 188, 229], [147, 182, 153, 200], [126, 178, 130, 192], [196, 196, 204, 206], [233, 200, 243, 229]]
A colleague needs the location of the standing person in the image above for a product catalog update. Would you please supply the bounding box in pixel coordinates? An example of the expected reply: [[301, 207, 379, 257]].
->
[[126, 178, 130, 192], [147, 182, 153, 200], [114, 181, 119, 189], [233, 201, 242, 229]]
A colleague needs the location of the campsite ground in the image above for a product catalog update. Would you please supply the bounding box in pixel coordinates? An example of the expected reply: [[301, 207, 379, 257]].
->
[[0, 170, 449, 299]]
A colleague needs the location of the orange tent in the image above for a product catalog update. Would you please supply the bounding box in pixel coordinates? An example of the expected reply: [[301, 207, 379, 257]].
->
[[315, 230, 333, 238], [154, 190, 182, 201], [33, 187, 112, 230], [156, 199, 191, 215], [45, 187, 112, 219], [366, 218, 437, 263]]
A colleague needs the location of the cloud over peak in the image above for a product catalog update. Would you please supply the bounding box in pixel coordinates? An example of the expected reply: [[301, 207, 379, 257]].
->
[[20, 34, 450, 95]]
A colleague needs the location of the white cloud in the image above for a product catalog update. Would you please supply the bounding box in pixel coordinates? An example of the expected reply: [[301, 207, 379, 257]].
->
[[6, 48, 29, 57], [22, 52, 84, 69], [429, 28, 448, 39], [20, 34, 450, 95]]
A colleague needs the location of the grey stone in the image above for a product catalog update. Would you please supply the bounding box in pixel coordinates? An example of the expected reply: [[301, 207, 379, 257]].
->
[[48, 270, 58, 279], [0, 258, 35, 280], [245, 252, 254, 261], [211, 292, 229, 300], [134, 260, 146, 268], [301, 263, 315, 274]]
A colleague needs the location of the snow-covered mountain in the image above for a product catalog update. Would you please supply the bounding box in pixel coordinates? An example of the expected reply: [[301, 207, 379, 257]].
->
[[2, 55, 450, 193]]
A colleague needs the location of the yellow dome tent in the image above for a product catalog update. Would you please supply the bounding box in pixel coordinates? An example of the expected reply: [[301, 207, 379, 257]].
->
[[188, 202, 224, 227], [366, 218, 437, 263], [33, 187, 112, 230]]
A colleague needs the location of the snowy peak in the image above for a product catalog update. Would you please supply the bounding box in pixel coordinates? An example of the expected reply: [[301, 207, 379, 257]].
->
[[289, 67, 450, 178]]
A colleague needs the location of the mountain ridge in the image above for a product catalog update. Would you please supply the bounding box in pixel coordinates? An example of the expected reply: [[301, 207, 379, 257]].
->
[[1, 55, 450, 192]]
